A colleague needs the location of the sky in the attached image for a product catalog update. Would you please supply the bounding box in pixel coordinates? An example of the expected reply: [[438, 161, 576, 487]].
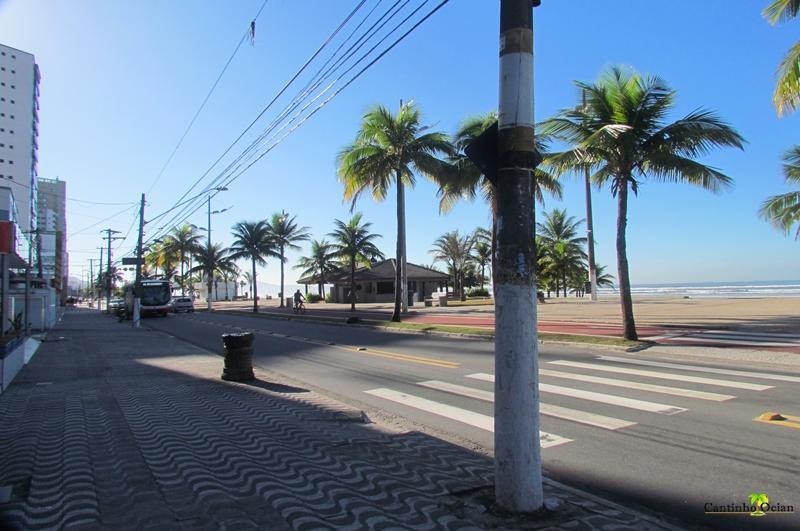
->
[[0, 0, 798, 293]]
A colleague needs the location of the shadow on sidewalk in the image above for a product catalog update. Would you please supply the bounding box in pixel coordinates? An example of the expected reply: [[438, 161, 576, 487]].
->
[[0, 308, 733, 531]]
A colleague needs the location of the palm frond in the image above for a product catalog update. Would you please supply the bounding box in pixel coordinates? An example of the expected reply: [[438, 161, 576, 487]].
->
[[764, 0, 800, 24], [774, 42, 800, 116]]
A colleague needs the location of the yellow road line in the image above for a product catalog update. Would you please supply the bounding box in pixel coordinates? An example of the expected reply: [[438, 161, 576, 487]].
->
[[183, 314, 459, 368], [263, 332, 459, 369], [754, 413, 800, 430]]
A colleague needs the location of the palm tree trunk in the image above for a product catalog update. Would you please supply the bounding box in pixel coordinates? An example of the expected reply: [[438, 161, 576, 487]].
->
[[279, 245, 285, 307], [252, 258, 258, 313], [180, 250, 186, 295], [392, 177, 405, 322], [616, 179, 638, 340], [206, 273, 213, 311], [350, 253, 356, 312]]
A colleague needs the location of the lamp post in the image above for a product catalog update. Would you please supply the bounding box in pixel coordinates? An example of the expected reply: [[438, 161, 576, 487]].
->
[[200, 187, 228, 310]]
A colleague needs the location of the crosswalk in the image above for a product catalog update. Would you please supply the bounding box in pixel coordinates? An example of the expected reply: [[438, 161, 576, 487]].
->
[[364, 355, 797, 449]]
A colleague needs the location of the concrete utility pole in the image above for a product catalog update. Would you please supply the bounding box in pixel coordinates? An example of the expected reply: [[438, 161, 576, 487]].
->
[[399, 99, 409, 315], [102, 229, 122, 312], [97, 247, 104, 310], [133, 194, 145, 328], [88, 258, 96, 308], [582, 91, 598, 301], [494, 0, 543, 512]]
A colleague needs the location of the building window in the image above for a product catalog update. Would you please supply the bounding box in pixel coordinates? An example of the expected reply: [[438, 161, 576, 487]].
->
[[377, 281, 394, 294]]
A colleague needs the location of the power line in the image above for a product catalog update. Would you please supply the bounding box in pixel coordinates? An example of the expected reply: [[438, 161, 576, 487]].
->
[[141, 0, 450, 250], [145, 0, 271, 195], [141, 0, 401, 242], [153, 0, 369, 232], [67, 204, 137, 238]]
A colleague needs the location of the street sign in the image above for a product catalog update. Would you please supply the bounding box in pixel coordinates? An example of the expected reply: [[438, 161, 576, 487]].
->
[[121, 257, 142, 265]]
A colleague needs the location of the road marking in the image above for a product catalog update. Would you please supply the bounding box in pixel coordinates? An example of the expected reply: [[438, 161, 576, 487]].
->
[[597, 356, 800, 383], [417, 380, 635, 430], [259, 330, 459, 369], [540, 369, 735, 402], [754, 412, 800, 430], [365, 388, 571, 448], [548, 361, 773, 391], [466, 373, 686, 415], [657, 335, 800, 348]]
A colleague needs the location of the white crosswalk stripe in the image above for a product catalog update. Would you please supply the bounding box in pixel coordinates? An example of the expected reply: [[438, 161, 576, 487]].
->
[[466, 373, 686, 415], [364, 356, 785, 449], [597, 356, 800, 383], [365, 388, 572, 448], [540, 369, 735, 402], [548, 360, 773, 391], [418, 380, 635, 430]]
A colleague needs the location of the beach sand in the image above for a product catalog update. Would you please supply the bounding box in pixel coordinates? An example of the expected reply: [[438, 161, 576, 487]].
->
[[534, 296, 800, 333]]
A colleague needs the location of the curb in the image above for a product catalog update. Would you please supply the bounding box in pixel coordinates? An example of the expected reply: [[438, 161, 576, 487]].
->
[[214, 308, 645, 351]]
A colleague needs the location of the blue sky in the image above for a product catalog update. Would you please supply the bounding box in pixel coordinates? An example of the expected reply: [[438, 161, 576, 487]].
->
[[1, 0, 798, 291]]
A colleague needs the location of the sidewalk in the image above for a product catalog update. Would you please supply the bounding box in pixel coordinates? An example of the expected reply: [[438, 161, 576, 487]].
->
[[0, 309, 682, 530]]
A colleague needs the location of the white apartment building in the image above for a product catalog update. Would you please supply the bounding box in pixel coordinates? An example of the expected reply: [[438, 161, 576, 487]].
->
[[0, 44, 40, 234], [37, 177, 68, 300]]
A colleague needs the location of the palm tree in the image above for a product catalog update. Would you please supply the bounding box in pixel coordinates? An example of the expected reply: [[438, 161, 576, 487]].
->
[[764, 0, 800, 115], [338, 101, 452, 322], [542, 66, 744, 339], [145, 241, 179, 280], [537, 209, 587, 297], [220, 261, 240, 301], [328, 213, 384, 311], [189, 243, 230, 311], [228, 221, 278, 313], [595, 264, 615, 288], [268, 213, 310, 307], [430, 231, 475, 300], [760, 146, 800, 238], [435, 113, 562, 291], [163, 224, 203, 295], [243, 271, 254, 299], [473, 241, 492, 290], [295, 239, 338, 297], [437, 112, 562, 213]]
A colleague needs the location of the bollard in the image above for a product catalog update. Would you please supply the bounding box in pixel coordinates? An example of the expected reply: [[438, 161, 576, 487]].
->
[[221, 332, 255, 382]]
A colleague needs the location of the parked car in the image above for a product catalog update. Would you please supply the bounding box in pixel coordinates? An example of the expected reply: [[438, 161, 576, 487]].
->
[[170, 297, 195, 313], [109, 298, 125, 311]]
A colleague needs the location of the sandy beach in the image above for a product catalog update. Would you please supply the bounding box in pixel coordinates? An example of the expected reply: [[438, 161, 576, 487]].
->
[[526, 296, 800, 333]]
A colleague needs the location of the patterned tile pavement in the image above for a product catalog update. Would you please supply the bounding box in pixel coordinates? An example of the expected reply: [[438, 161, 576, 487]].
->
[[0, 310, 684, 530]]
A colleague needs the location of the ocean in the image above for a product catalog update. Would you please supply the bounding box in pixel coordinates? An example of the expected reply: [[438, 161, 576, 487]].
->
[[597, 280, 800, 298]]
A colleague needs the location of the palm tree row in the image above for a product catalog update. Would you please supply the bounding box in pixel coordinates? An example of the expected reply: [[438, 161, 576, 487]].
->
[[339, 75, 743, 339], [761, 0, 800, 239]]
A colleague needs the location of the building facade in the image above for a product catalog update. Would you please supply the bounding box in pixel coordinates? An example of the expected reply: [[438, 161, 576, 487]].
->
[[37, 177, 67, 302], [0, 44, 40, 234]]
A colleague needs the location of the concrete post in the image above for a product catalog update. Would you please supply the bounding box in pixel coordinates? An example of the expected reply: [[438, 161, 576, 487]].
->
[[494, 0, 543, 513]]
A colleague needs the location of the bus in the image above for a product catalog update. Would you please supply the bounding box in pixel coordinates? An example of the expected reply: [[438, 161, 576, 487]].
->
[[124, 279, 172, 317]]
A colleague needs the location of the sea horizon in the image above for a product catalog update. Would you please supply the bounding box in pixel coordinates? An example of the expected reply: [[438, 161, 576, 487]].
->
[[599, 279, 800, 298]]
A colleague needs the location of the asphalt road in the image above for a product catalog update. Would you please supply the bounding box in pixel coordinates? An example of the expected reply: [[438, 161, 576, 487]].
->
[[146, 310, 800, 530]]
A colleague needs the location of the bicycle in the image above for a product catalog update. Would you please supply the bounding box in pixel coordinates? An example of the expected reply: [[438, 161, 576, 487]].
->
[[293, 302, 306, 315]]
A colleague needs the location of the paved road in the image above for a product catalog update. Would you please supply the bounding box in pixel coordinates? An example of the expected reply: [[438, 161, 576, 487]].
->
[[219, 302, 800, 351], [147, 311, 800, 530]]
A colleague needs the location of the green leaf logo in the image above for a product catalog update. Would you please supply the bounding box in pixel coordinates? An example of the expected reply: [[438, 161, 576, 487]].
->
[[749, 493, 769, 517]]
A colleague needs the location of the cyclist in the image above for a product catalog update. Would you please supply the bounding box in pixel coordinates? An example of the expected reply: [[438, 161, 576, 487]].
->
[[293, 289, 305, 313]]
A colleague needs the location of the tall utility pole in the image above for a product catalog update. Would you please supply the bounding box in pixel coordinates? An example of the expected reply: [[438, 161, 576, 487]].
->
[[97, 247, 104, 309], [102, 229, 122, 312], [132, 194, 145, 328], [207, 196, 212, 248], [494, 0, 542, 513], [399, 99, 408, 314], [582, 91, 598, 301], [89, 258, 96, 308]]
